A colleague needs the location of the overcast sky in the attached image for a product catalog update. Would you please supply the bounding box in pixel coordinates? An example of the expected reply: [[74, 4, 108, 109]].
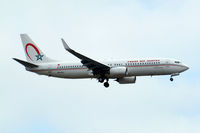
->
[[1, 0, 200, 133]]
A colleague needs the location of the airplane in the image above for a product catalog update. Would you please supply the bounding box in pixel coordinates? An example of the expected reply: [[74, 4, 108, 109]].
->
[[13, 34, 189, 88]]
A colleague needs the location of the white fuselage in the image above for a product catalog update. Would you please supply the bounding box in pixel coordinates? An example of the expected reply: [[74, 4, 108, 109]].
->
[[15, 34, 189, 87], [28, 58, 188, 79]]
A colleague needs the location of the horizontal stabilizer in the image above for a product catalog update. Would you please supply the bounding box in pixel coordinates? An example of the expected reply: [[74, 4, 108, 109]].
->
[[13, 58, 38, 68]]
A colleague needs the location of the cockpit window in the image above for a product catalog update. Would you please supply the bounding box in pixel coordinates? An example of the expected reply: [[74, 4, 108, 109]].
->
[[175, 61, 180, 64]]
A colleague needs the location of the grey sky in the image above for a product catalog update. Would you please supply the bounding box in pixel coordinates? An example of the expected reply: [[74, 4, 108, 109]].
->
[[1, 0, 200, 133]]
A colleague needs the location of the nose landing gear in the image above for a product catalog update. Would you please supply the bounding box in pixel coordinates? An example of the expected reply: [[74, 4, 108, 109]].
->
[[170, 73, 179, 82]]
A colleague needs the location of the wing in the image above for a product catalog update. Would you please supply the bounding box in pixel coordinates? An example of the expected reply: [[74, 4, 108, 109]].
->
[[61, 39, 110, 75]]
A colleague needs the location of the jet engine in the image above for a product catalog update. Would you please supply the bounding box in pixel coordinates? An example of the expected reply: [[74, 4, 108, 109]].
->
[[109, 67, 128, 77], [117, 76, 136, 84]]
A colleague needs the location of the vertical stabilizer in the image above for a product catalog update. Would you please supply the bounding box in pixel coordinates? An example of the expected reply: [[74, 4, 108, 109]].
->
[[20, 34, 55, 63]]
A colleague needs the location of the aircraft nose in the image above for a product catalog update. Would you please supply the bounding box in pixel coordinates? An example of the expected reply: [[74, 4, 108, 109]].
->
[[184, 65, 189, 71]]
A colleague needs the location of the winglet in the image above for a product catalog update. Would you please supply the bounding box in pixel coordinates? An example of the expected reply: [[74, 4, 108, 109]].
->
[[61, 38, 71, 51]]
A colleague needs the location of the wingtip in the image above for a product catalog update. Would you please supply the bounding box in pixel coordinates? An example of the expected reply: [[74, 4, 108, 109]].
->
[[61, 38, 70, 50]]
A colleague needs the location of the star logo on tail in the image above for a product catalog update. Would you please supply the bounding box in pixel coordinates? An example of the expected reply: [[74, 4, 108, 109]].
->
[[35, 53, 44, 61]]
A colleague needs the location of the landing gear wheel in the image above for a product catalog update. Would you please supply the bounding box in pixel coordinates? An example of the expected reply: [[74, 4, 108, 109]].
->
[[104, 82, 109, 88], [170, 77, 173, 81], [98, 78, 104, 83]]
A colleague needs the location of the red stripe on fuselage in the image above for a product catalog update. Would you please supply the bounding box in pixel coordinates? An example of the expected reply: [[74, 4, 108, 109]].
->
[[31, 68, 88, 72], [30, 64, 185, 72], [127, 64, 185, 68]]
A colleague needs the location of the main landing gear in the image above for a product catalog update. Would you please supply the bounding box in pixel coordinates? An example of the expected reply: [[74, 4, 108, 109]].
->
[[98, 77, 109, 88], [104, 82, 109, 88], [170, 77, 174, 81], [98, 77, 104, 83]]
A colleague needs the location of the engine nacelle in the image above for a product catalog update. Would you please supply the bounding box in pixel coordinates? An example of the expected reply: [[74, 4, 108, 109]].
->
[[109, 67, 128, 77], [117, 76, 136, 84]]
